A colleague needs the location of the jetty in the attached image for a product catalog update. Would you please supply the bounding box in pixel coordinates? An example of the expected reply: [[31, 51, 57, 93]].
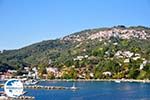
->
[[24, 85, 68, 90], [0, 84, 76, 90], [0, 91, 34, 100], [8, 96, 35, 100]]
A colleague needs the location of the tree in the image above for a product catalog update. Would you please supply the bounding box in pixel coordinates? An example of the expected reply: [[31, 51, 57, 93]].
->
[[128, 69, 139, 79], [38, 64, 47, 78], [47, 72, 55, 79]]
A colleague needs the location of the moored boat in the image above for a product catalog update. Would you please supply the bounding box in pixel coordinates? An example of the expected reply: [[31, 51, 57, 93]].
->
[[24, 80, 38, 85], [70, 82, 78, 90], [115, 80, 121, 83]]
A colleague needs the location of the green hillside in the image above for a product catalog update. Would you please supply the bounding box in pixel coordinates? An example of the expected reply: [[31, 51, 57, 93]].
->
[[0, 26, 150, 79]]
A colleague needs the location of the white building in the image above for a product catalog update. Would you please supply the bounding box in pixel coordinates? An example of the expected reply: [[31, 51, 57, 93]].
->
[[103, 71, 112, 76]]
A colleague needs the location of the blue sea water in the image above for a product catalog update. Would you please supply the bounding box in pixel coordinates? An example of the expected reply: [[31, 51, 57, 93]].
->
[[23, 81, 150, 100]]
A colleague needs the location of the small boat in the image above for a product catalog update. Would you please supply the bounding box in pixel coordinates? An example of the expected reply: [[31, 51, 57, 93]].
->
[[70, 82, 78, 90], [115, 80, 121, 83], [22, 91, 27, 95], [24, 80, 38, 85]]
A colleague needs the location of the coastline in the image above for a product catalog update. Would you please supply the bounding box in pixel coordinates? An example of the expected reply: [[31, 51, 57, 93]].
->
[[40, 79, 150, 83]]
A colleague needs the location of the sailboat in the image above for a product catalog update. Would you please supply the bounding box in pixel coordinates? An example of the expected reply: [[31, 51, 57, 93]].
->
[[70, 82, 78, 90]]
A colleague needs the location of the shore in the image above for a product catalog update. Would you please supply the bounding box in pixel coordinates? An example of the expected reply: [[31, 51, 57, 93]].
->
[[40, 79, 150, 83]]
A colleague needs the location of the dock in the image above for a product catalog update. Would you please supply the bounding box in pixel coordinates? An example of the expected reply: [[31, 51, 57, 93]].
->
[[24, 85, 68, 90], [8, 96, 35, 100], [1, 84, 77, 90], [0, 95, 34, 100]]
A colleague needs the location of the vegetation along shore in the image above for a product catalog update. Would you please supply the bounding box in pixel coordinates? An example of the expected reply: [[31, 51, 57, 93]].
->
[[40, 79, 150, 83]]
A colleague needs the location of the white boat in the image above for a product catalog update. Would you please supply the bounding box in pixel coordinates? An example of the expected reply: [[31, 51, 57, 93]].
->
[[70, 82, 78, 90], [24, 80, 38, 85], [115, 80, 121, 83], [22, 91, 27, 95]]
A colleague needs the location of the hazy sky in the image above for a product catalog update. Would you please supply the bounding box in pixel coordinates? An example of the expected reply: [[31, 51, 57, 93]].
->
[[0, 0, 150, 50]]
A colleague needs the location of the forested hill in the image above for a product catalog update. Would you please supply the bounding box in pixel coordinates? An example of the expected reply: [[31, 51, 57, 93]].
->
[[0, 26, 150, 72]]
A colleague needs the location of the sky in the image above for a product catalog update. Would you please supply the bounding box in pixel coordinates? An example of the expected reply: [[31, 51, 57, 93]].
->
[[0, 0, 150, 50]]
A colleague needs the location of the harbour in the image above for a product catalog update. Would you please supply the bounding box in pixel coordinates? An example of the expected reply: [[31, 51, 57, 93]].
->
[[24, 81, 150, 100], [1, 80, 150, 99]]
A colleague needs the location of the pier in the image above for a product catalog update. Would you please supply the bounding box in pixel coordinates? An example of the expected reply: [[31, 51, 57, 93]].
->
[[8, 96, 35, 100], [0, 84, 77, 90], [24, 85, 68, 90]]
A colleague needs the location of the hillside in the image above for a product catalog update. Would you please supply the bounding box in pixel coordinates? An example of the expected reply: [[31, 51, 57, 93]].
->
[[0, 25, 150, 79]]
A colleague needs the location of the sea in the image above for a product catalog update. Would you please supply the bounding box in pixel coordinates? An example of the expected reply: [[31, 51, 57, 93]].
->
[[1, 81, 150, 100]]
